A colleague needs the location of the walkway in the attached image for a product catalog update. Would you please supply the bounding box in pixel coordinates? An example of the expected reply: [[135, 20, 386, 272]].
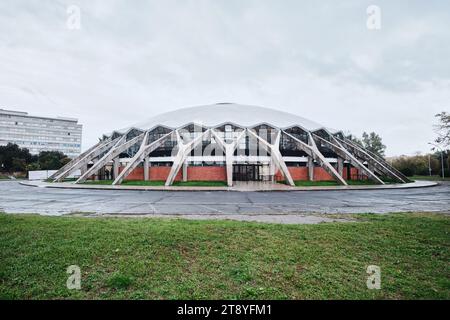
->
[[0, 180, 448, 224]]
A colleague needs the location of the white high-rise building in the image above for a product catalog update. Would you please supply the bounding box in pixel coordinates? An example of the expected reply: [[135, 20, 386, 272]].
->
[[0, 109, 82, 158]]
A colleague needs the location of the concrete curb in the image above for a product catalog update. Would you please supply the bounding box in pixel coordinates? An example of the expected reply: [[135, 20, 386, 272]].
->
[[19, 180, 438, 192]]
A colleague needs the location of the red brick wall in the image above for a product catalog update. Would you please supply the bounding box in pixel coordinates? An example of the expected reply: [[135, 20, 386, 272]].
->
[[118, 165, 363, 182], [119, 166, 225, 181], [118, 166, 182, 181], [313, 167, 334, 181], [274, 170, 283, 181], [313, 167, 363, 181], [288, 167, 309, 180], [343, 167, 348, 179], [276, 167, 333, 181], [187, 166, 226, 181], [118, 166, 144, 180], [149, 167, 182, 181], [277, 166, 359, 181]]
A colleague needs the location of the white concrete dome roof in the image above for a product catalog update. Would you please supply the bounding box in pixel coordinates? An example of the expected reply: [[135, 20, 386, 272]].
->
[[120, 103, 330, 133]]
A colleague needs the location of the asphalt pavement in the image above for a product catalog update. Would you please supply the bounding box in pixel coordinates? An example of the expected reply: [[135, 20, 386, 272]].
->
[[1, 180, 449, 224]]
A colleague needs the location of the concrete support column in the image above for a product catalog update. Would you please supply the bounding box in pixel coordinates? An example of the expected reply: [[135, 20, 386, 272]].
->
[[90, 158, 98, 181], [337, 157, 344, 178], [307, 156, 314, 181], [225, 145, 234, 187], [182, 160, 188, 182], [269, 158, 276, 175], [367, 162, 376, 180], [269, 159, 276, 183], [113, 158, 120, 180], [165, 129, 209, 186], [99, 167, 106, 180], [246, 129, 294, 186], [80, 163, 88, 175], [210, 128, 247, 187], [144, 157, 150, 181]]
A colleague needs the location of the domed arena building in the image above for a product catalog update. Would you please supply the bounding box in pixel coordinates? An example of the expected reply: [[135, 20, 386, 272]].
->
[[50, 103, 409, 187]]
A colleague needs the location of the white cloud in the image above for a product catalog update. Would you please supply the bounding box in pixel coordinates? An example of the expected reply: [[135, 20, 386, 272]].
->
[[0, 0, 449, 156]]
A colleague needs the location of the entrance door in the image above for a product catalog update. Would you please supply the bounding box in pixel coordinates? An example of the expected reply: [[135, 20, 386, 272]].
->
[[233, 164, 261, 181]]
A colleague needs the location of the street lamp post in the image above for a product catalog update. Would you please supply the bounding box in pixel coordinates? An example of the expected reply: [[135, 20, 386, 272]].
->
[[429, 142, 445, 179]]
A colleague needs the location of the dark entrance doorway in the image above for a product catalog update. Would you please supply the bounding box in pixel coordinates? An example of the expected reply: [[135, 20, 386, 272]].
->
[[233, 164, 262, 181]]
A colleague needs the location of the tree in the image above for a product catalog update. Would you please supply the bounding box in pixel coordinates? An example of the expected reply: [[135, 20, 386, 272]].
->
[[26, 162, 41, 171], [11, 158, 27, 172], [61, 157, 71, 167], [0, 143, 34, 172], [345, 133, 363, 147], [0, 144, 70, 172], [390, 154, 443, 177], [37, 151, 70, 170], [434, 111, 450, 147], [362, 132, 386, 158]]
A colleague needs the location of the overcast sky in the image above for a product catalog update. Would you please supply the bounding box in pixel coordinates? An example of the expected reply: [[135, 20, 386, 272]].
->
[[1, 0, 449, 156]]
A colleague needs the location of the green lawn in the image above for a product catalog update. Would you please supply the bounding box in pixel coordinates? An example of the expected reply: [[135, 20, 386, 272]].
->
[[82, 179, 115, 185], [293, 180, 339, 187], [82, 180, 227, 187], [173, 180, 227, 187], [0, 213, 448, 300], [83, 180, 164, 186], [347, 180, 378, 185]]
